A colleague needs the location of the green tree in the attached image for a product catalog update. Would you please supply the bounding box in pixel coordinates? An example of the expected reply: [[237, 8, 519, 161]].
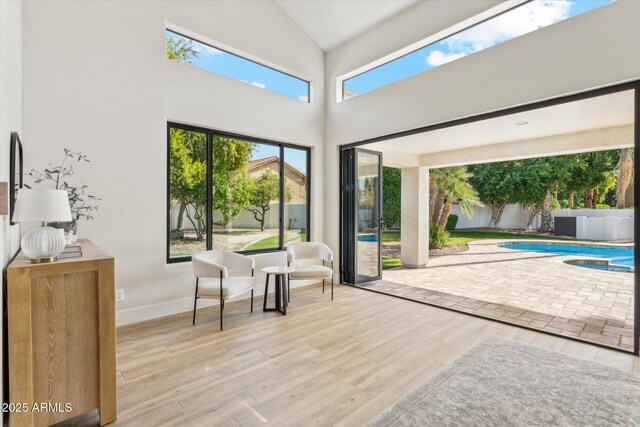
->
[[509, 157, 570, 232], [468, 162, 515, 228], [580, 151, 616, 208], [382, 167, 401, 229], [166, 33, 199, 64], [169, 129, 207, 240], [213, 136, 254, 228], [244, 171, 291, 231]]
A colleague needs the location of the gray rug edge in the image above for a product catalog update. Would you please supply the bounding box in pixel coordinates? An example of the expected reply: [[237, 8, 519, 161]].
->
[[365, 336, 502, 427], [365, 335, 637, 427]]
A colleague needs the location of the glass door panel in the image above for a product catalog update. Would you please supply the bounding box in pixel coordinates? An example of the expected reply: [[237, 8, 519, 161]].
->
[[356, 150, 382, 283]]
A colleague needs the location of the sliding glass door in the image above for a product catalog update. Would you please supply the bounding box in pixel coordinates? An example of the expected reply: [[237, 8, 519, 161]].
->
[[340, 148, 382, 284]]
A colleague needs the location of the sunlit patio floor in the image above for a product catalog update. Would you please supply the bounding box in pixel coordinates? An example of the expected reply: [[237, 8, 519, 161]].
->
[[363, 240, 635, 351]]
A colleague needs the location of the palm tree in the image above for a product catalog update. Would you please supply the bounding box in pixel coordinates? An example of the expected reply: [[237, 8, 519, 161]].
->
[[431, 187, 446, 225], [429, 168, 447, 225], [615, 148, 633, 209], [538, 191, 554, 233], [428, 172, 437, 219], [431, 167, 482, 231]]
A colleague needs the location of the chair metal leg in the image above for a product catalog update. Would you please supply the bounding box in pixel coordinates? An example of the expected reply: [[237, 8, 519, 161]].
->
[[220, 274, 224, 330], [220, 296, 223, 330], [330, 261, 334, 300], [322, 279, 325, 293], [250, 289, 254, 313], [192, 278, 199, 325], [287, 261, 291, 303]]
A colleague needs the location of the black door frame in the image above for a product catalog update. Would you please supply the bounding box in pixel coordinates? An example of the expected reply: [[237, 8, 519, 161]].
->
[[339, 80, 640, 355], [340, 147, 383, 284]]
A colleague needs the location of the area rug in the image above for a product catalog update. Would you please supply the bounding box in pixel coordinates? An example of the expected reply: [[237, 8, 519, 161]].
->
[[367, 336, 640, 426]]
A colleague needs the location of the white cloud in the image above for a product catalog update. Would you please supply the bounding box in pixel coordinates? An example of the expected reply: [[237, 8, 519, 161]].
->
[[250, 81, 266, 89], [193, 43, 223, 58], [426, 0, 572, 65], [297, 95, 309, 102], [426, 50, 467, 67]]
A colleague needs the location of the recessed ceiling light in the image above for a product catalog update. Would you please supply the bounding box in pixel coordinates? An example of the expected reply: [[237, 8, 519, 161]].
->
[[516, 121, 528, 125]]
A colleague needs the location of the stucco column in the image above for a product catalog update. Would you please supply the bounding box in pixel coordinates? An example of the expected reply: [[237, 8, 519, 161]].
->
[[401, 167, 429, 268]]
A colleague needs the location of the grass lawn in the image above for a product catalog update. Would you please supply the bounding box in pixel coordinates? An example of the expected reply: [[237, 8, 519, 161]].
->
[[382, 256, 402, 270], [382, 231, 401, 245], [244, 232, 307, 251]]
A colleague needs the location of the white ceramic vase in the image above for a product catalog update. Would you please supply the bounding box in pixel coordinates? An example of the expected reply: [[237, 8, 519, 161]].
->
[[21, 226, 66, 260]]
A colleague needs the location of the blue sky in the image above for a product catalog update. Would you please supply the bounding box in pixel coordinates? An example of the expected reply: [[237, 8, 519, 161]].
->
[[344, 0, 611, 96], [166, 30, 309, 102]]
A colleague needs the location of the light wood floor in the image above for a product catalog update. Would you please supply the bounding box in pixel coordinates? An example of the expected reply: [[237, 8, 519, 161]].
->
[[64, 283, 639, 427]]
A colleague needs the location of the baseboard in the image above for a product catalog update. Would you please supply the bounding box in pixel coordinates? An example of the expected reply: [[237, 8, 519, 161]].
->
[[116, 295, 218, 326], [115, 280, 317, 326]]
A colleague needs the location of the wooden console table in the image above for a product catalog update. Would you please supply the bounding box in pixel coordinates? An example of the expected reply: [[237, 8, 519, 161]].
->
[[6, 239, 116, 426]]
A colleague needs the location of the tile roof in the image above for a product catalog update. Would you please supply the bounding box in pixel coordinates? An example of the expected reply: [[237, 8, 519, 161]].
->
[[247, 156, 306, 179], [246, 156, 279, 170]]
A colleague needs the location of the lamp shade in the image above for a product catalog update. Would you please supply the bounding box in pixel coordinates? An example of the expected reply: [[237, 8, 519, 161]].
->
[[13, 189, 72, 223]]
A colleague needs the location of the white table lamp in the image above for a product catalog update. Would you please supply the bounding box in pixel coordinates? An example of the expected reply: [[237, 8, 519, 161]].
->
[[13, 189, 72, 263]]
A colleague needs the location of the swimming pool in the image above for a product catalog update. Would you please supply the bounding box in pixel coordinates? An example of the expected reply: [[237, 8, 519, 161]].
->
[[500, 242, 634, 271]]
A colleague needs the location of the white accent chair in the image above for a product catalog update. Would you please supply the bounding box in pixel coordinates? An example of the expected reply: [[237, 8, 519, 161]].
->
[[192, 250, 255, 330], [287, 242, 334, 301]]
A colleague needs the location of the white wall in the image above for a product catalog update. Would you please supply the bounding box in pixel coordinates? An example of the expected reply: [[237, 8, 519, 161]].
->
[[557, 209, 634, 241], [451, 203, 540, 230], [0, 0, 24, 410], [576, 216, 634, 241], [324, 0, 640, 270], [553, 208, 634, 218], [22, 0, 325, 325]]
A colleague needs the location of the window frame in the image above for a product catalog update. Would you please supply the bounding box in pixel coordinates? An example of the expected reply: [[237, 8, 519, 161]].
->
[[166, 29, 311, 103], [166, 122, 311, 264]]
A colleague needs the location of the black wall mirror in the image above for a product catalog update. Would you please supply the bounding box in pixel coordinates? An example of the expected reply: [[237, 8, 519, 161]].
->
[[9, 132, 23, 225]]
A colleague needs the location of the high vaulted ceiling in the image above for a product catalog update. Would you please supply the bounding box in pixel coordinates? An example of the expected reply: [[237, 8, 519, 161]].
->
[[275, 0, 419, 51]]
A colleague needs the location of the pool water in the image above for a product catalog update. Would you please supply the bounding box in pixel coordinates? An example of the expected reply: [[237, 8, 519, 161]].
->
[[501, 242, 634, 268], [358, 235, 378, 242]]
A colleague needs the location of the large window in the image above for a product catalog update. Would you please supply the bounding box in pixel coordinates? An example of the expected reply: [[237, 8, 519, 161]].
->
[[168, 123, 310, 262], [342, 0, 610, 101], [166, 29, 310, 102]]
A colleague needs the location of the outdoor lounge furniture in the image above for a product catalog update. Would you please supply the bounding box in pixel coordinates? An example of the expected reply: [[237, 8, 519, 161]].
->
[[191, 250, 255, 330], [287, 242, 334, 301]]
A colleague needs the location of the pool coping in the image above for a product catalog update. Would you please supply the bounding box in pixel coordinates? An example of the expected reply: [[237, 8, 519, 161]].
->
[[491, 239, 634, 250], [563, 258, 634, 272], [491, 239, 635, 273]]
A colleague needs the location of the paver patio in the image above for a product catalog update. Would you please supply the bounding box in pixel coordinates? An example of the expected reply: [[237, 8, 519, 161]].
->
[[363, 240, 635, 351]]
